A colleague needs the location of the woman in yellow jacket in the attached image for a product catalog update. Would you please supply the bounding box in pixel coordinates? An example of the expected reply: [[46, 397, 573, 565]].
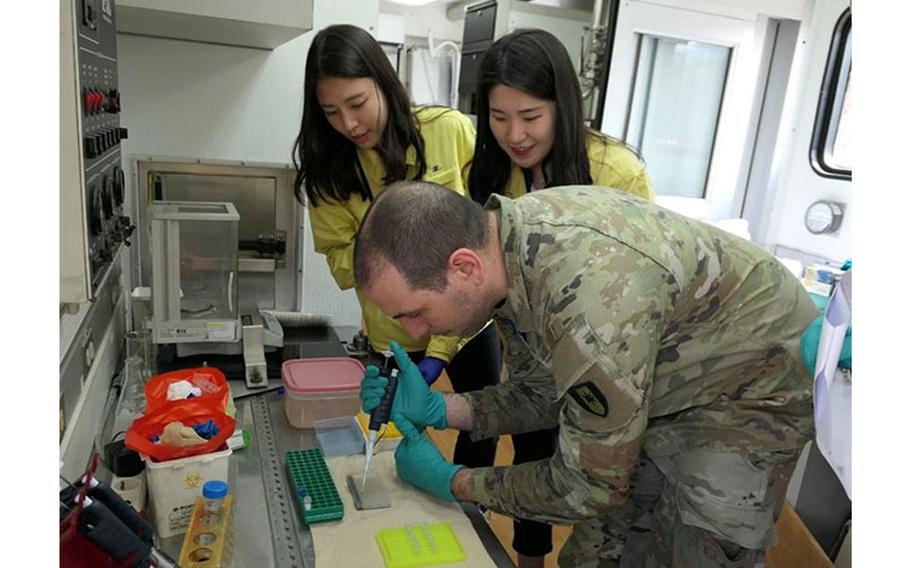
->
[[466, 29, 654, 568], [291, 24, 500, 467]]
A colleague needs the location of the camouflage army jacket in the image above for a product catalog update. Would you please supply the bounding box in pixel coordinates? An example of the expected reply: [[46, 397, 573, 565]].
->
[[463, 186, 817, 523]]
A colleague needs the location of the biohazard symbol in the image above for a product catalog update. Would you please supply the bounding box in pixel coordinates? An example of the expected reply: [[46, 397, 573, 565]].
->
[[184, 473, 203, 489], [568, 381, 609, 418]]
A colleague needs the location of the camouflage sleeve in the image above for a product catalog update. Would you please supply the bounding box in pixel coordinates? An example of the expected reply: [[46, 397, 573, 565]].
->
[[468, 332, 652, 522], [469, 238, 675, 522], [462, 320, 560, 440]]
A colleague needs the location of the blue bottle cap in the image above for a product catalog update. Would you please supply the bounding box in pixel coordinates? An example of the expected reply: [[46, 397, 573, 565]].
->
[[202, 480, 229, 499]]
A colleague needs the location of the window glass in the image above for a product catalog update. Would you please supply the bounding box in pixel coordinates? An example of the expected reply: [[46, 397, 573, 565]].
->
[[626, 35, 731, 198], [811, 9, 851, 179], [831, 71, 852, 170]]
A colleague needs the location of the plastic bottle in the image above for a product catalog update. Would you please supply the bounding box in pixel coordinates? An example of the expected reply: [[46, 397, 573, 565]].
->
[[201, 480, 229, 524]]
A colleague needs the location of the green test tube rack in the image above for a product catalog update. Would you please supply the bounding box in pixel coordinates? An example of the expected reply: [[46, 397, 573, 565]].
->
[[376, 522, 466, 568], [285, 448, 344, 523]]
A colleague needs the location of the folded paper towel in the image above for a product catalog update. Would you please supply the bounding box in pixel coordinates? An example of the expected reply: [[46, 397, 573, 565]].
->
[[160, 421, 206, 447]]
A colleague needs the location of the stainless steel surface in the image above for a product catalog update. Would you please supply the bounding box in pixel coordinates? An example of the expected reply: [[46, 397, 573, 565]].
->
[[250, 393, 310, 566], [347, 473, 392, 511], [156, 388, 514, 566], [148, 547, 179, 568], [230, 377, 284, 398], [158, 391, 314, 565], [238, 257, 278, 273]]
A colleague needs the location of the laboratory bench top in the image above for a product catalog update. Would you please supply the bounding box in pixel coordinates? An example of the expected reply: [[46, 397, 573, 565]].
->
[[155, 326, 513, 567]]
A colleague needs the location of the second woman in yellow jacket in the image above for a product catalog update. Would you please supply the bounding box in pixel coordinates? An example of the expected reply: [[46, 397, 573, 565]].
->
[[292, 24, 500, 468]]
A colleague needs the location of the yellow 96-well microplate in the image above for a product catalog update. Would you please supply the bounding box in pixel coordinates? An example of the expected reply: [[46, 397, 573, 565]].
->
[[376, 522, 465, 568]]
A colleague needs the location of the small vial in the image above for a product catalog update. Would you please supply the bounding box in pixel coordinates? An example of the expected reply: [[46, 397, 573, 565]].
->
[[303, 495, 312, 511], [201, 480, 229, 524]]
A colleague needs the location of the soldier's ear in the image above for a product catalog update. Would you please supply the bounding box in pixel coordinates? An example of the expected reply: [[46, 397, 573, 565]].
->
[[448, 248, 484, 285]]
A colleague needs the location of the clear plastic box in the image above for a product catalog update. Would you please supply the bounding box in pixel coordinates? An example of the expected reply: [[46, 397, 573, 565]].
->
[[314, 416, 363, 457]]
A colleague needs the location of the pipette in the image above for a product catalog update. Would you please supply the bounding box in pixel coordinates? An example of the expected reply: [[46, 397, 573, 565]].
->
[[362, 367, 398, 492]]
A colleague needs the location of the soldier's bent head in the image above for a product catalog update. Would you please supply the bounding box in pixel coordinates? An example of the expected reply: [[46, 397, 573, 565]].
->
[[354, 181, 489, 292]]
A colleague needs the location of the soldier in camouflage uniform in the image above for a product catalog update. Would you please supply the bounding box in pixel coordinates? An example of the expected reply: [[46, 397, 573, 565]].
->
[[355, 181, 816, 567]]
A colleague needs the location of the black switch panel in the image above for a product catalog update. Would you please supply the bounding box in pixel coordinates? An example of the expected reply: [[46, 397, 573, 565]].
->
[[75, 0, 126, 293]]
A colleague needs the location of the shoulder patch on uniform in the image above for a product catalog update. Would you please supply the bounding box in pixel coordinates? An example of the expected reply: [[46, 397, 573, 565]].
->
[[568, 381, 609, 417]]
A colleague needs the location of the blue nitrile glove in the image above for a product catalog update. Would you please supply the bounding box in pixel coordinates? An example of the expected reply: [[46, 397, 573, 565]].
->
[[416, 356, 446, 386], [192, 419, 219, 440], [393, 415, 463, 502]]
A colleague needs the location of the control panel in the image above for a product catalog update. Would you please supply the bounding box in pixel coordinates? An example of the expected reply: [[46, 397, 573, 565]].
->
[[67, 0, 134, 300]]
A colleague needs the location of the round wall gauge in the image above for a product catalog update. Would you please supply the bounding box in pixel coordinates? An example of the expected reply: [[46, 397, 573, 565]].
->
[[804, 200, 844, 234]]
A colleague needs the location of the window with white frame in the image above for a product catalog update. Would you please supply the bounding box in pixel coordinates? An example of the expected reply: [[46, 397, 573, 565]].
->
[[810, 8, 852, 180]]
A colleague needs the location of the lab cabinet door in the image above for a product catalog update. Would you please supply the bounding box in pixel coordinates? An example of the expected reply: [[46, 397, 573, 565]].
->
[[601, 1, 770, 221]]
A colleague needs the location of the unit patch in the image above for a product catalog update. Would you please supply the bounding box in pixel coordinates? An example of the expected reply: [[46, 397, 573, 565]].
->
[[568, 381, 610, 417]]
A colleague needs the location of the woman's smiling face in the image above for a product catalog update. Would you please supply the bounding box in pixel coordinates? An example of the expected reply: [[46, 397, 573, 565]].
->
[[488, 84, 557, 171]]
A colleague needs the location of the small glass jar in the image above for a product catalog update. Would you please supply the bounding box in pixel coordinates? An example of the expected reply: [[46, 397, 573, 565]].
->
[[200, 480, 229, 524]]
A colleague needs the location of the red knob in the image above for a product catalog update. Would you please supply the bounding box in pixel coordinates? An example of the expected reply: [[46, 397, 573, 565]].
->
[[93, 90, 104, 113]]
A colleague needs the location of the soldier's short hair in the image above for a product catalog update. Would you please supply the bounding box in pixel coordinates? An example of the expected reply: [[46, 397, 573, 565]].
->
[[354, 181, 489, 292]]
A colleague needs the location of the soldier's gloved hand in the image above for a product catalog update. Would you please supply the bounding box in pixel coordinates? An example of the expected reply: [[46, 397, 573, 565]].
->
[[393, 415, 463, 502], [416, 356, 446, 386], [383, 341, 448, 430], [359, 364, 387, 414]]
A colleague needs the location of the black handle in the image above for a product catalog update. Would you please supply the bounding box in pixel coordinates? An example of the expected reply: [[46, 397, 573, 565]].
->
[[88, 481, 154, 544], [368, 369, 398, 431]]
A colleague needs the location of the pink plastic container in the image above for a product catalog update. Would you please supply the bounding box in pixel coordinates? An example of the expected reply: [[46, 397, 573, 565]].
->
[[281, 357, 365, 429]]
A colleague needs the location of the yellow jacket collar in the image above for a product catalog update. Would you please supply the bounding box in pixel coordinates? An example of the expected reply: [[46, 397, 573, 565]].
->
[[356, 144, 419, 166]]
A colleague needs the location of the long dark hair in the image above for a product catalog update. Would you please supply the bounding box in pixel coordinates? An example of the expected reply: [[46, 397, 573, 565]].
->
[[292, 25, 427, 206], [468, 28, 598, 204]]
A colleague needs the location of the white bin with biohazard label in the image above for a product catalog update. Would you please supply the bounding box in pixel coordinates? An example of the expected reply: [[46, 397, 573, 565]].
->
[[143, 446, 232, 538]]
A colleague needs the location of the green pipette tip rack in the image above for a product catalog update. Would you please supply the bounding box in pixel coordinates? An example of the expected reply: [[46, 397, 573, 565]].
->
[[376, 522, 466, 568], [285, 448, 344, 523]]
